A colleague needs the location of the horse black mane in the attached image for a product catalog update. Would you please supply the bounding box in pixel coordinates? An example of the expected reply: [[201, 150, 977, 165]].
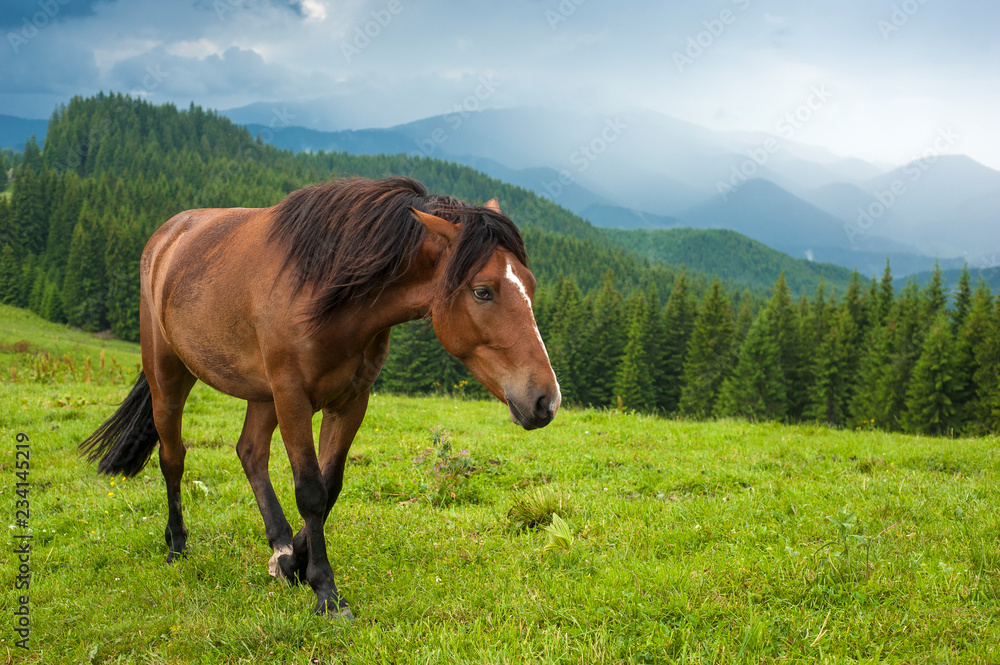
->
[[268, 175, 528, 327]]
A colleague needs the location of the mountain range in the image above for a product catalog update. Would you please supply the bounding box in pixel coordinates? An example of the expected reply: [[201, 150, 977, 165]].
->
[[221, 105, 996, 277], [3, 103, 996, 280]]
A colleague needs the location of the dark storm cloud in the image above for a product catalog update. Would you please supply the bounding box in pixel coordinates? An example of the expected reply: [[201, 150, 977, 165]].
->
[[0, 0, 110, 29]]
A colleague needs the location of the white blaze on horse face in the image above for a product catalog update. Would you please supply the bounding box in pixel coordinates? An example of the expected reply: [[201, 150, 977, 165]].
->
[[504, 257, 562, 413]]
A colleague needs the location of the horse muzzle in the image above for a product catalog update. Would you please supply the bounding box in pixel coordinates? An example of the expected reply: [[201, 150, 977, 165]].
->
[[505, 384, 560, 430]]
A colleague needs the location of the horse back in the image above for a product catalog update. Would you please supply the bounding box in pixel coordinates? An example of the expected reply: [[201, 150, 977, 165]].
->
[[141, 207, 291, 400]]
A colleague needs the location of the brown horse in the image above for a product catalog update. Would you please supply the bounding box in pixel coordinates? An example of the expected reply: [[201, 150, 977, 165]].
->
[[80, 176, 560, 617]]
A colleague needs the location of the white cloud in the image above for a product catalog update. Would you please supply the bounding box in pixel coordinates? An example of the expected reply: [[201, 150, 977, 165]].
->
[[166, 39, 224, 60], [299, 0, 327, 22]]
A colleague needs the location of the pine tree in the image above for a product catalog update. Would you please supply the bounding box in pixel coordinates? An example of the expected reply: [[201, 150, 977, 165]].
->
[[839, 272, 867, 401], [715, 306, 787, 420], [40, 278, 65, 322], [545, 278, 588, 405], [579, 273, 626, 406], [732, 293, 754, 347], [10, 166, 49, 256], [644, 284, 668, 404], [61, 212, 108, 331], [658, 273, 696, 413], [766, 274, 805, 418], [0, 197, 17, 250], [27, 266, 46, 314], [0, 244, 20, 304], [954, 280, 1000, 434], [104, 217, 142, 341], [924, 262, 946, 319], [679, 280, 734, 418], [21, 136, 43, 172], [874, 259, 894, 326], [903, 313, 959, 435], [378, 320, 474, 395], [613, 293, 655, 411], [802, 310, 851, 425], [850, 322, 898, 430], [873, 279, 926, 430], [950, 265, 972, 332]]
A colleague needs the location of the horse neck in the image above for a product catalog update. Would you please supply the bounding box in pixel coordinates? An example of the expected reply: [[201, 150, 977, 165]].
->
[[349, 240, 444, 336]]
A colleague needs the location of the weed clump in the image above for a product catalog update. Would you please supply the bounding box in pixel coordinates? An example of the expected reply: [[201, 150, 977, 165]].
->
[[428, 426, 482, 507], [507, 488, 571, 531]]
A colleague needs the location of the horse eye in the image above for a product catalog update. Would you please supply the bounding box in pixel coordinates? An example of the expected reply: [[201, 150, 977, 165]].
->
[[472, 286, 493, 301]]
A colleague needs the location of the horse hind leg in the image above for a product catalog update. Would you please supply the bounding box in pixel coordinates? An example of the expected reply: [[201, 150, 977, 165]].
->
[[235, 401, 299, 582], [146, 351, 197, 562]]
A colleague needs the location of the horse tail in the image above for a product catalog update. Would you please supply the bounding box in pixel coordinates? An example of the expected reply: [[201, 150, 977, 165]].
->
[[79, 370, 160, 477]]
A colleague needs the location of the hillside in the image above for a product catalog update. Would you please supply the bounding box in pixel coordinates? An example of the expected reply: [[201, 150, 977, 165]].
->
[[603, 227, 856, 296], [678, 179, 907, 257]]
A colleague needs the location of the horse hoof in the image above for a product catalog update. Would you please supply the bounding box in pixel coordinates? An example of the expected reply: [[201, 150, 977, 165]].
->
[[315, 599, 353, 620], [165, 548, 187, 564]]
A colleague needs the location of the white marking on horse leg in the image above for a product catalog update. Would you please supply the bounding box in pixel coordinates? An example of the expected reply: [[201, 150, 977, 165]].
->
[[268, 543, 294, 579]]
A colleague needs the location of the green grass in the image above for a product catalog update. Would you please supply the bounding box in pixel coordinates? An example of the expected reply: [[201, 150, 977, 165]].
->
[[2, 306, 999, 663]]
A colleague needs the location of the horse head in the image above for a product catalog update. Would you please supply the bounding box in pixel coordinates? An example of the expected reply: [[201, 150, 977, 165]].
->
[[412, 201, 561, 430]]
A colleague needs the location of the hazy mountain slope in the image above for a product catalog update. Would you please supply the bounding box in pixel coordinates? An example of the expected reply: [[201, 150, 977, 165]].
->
[[677, 179, 907, 256], [859, 155, 1000, 256], [603, 227, 855, 295], [582, 205, 679, 230], [244, 123, 414, 155]]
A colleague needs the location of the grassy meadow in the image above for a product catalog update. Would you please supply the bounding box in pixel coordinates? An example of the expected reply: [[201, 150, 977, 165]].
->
[[1, 304, 999, 663]]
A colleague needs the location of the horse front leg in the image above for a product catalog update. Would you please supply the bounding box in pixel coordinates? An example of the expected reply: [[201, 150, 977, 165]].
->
[[287, 391, 370, 612], [272, 382, 350, 617], [235, 401, 302, 582]]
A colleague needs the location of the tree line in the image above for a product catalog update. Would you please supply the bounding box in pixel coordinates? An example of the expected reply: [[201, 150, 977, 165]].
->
[[381, 263, 1000, 436], [2, 94, 998, 436]]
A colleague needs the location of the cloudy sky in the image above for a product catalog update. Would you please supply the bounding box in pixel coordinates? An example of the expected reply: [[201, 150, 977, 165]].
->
[[2, 0, 998, 169]]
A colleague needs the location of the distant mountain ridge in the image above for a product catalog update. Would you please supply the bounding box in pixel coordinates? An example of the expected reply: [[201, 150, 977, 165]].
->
[[0, 114, 47, 151], [231, 106, 997, 277], [3, 103, 996, 281]]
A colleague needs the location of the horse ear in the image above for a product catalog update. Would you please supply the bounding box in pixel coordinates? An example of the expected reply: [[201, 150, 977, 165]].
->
[[484, 197, 501, 213], [412, 208, 459, 247]]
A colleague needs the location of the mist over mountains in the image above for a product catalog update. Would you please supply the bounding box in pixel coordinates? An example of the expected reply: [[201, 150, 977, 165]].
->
[[228, 104, 999, 277]]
